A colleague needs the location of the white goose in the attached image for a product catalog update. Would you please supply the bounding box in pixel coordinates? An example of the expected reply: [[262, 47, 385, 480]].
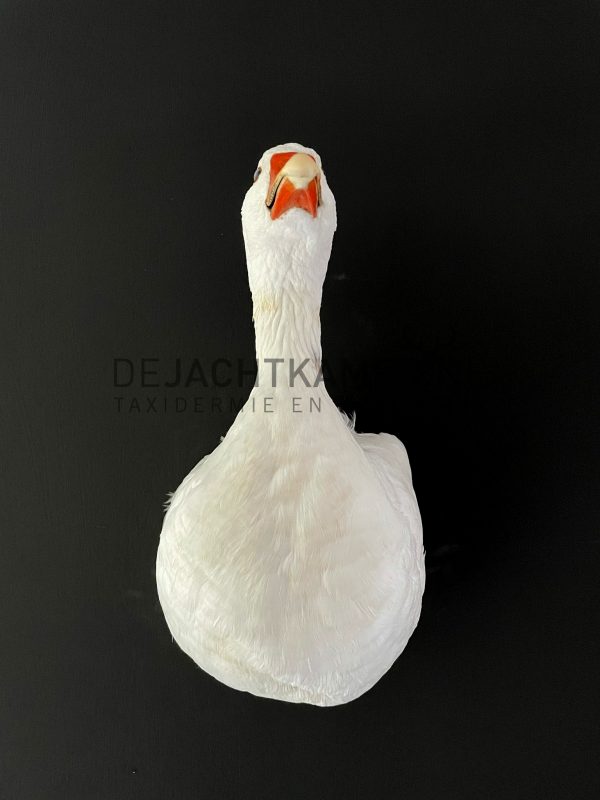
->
[[156, 143, 425, 706]]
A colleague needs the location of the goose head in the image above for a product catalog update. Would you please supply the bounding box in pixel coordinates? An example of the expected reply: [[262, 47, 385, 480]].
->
[[241, 143, 337, 308]]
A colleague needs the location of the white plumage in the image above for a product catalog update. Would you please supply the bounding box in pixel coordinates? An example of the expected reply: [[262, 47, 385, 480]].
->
[[156, 143, 425, 705]]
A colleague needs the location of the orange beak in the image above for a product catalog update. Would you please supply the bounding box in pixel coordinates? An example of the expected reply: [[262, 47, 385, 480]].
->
[[266, 152, 321, 220]]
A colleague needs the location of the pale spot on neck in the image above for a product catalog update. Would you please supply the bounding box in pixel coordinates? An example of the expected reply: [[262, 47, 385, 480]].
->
[[252, 294, 280, 318]]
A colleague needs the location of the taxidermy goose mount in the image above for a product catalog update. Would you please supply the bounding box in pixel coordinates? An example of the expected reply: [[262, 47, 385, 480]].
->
[[157, 143, 425, 706]]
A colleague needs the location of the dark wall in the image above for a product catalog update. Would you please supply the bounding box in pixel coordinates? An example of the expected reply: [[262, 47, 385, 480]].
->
[[2, 1, 599, 798]]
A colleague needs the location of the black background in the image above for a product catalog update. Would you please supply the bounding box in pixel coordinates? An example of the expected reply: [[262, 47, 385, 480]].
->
[[2, 1, 599, 798]]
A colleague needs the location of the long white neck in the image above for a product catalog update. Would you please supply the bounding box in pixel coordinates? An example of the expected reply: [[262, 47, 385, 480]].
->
[[248, 243, 328, 388], [252, 293, 322, 388]]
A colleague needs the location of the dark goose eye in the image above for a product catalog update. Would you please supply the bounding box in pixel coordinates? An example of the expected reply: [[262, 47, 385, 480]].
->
[[253, 165, 262, 183]]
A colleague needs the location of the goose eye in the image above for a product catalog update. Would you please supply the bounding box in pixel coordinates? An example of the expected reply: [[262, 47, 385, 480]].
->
[[253, 166, 262, 183]]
